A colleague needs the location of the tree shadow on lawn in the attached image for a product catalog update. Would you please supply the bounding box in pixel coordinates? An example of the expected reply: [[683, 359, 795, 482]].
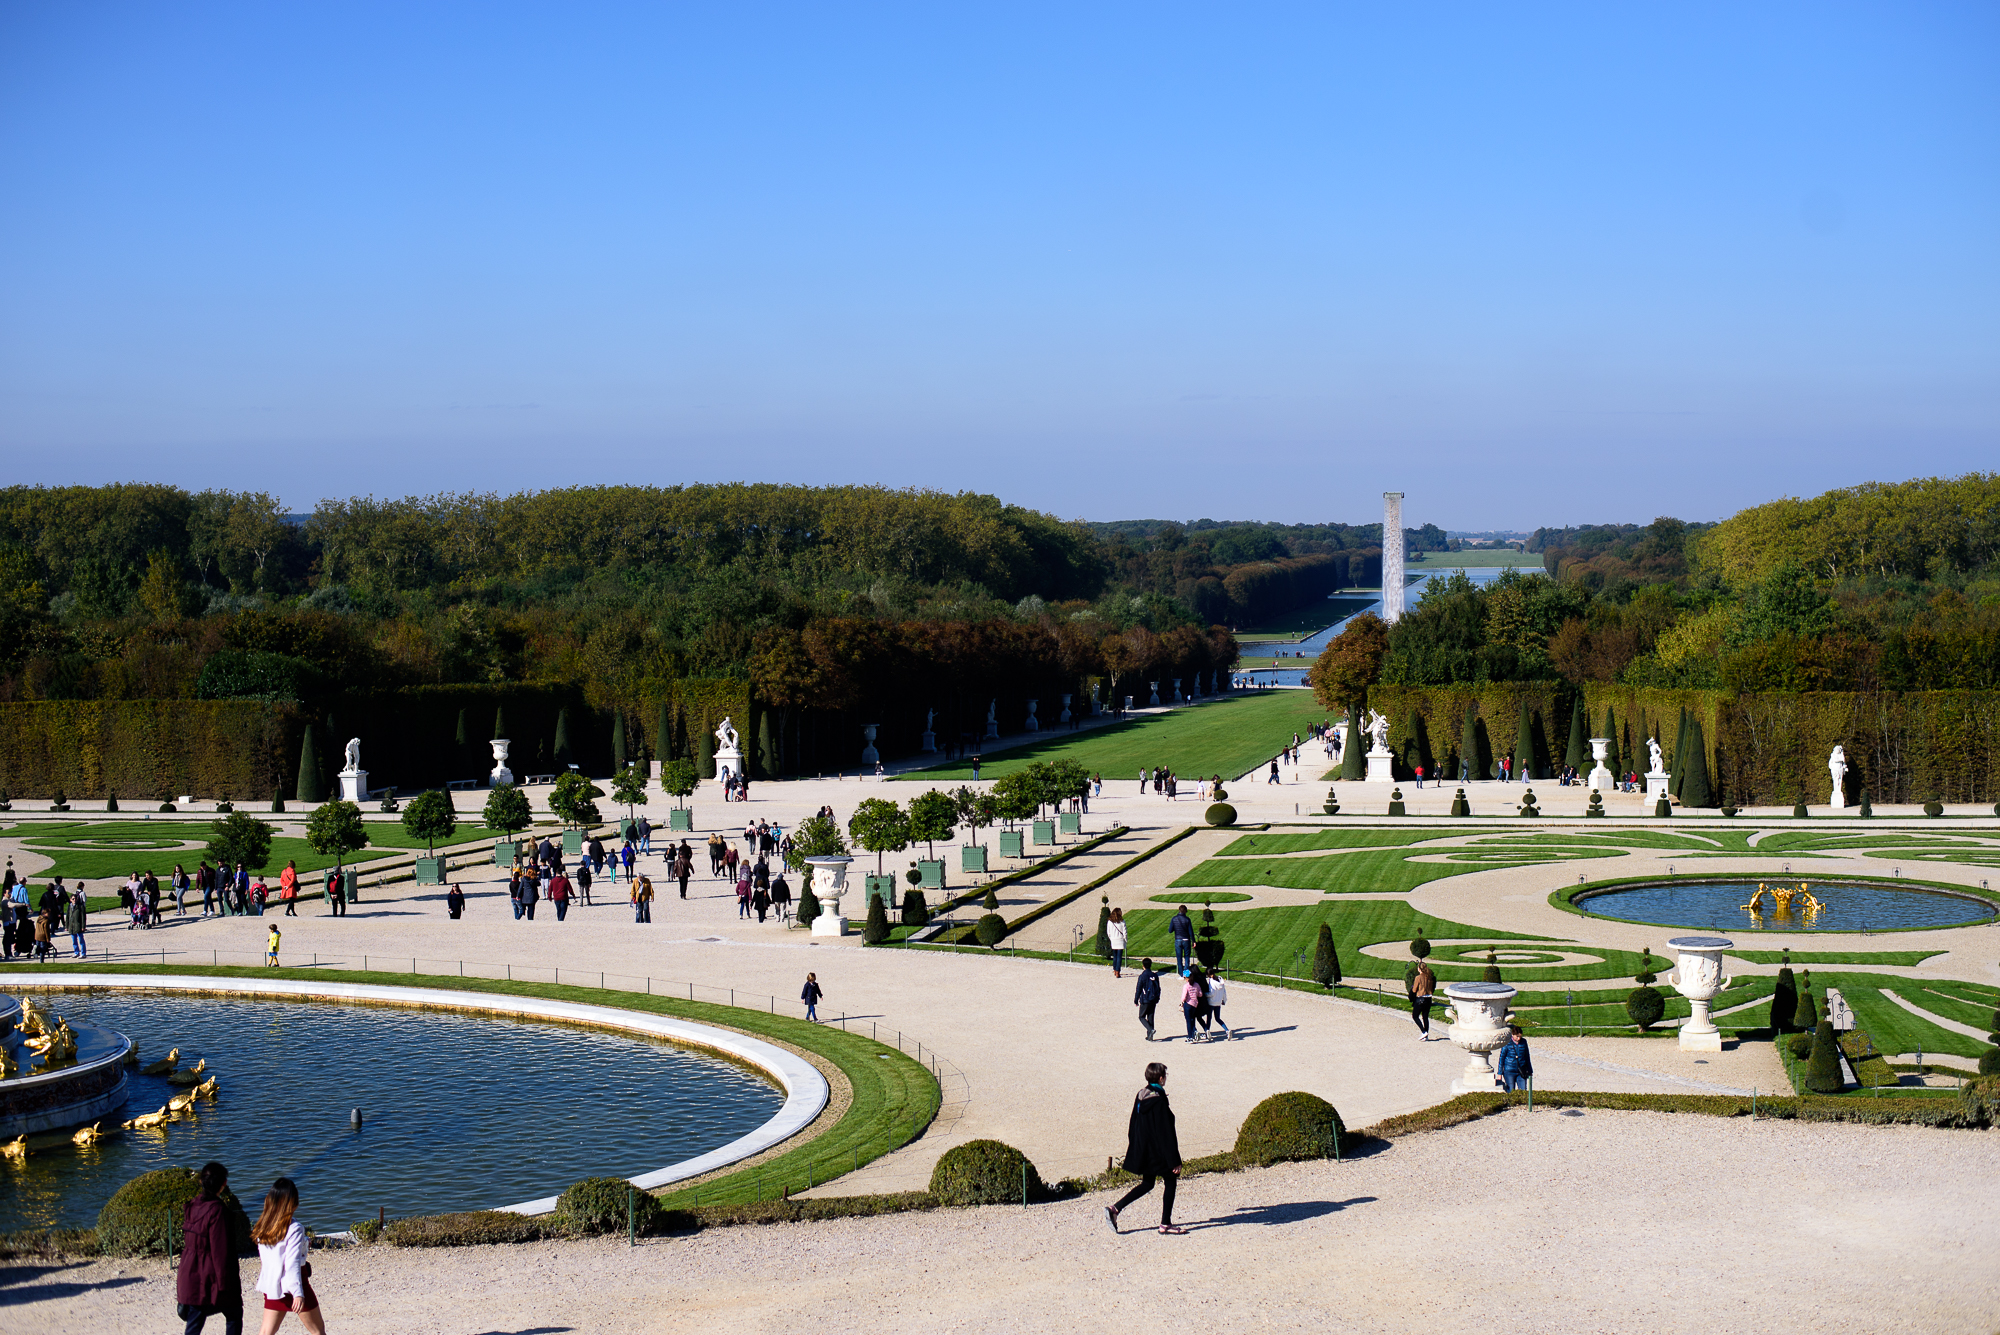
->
[[1186, 1196, 1379, 1229]]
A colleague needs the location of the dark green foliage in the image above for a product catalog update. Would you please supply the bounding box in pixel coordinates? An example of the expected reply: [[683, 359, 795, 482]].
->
[[795, 880, 821, 929], [1924, 799, 1944, 817], [97, 1168, 251, 1258], [1625, 986, 1665, 1030], [267, 787, 281, 813], [1094, 895, 1111, 956], [659, 758, 697, 804], [928, 1139, 1043, 1206], [297, 727, 325, 803], [1205, 802, 1237, 826], [548, 771, 603, 826], [1387, 787, 1405, 816], [1670, 707, 1691, 799], [1770, 961, 1799, 1032], [906, 789, 957, 857], [900, 888, 930, 927], [974, 912, 1007, 946], [1322, 787, 1340, 815], [492, 704, 508, 740], [1794, 979, 1819, 1033], [983, 887, 999, 913], [611, 709, 627, 772], [1804, 1018, 1844, 1093], [847, 797, 911, 874], [1459, 704, 1479, 782], [304, 799, 370, 868], [1481, 949, 1502, 983], [1655, 793, 1672, 817], [1233, 1091, 1346, 1166], [382, 1210, 565, 1247], [1312, 921, 1341, 987], [553, 707, 574, 768], [1342, 704, 1365, 780], [206, 810, 274, 870], [695, 724, 715, 779], [1787, 1033, 1813, 1059], [1565, 695, 1587, 771], [1634, 947, 1658, 985], [610, 762, 648, 815], [1859, 790, 1873, 817], [194, 649, 324, 703], [556, 1177, 663, 1235], [1978, 1048, 2000, 1077], [482, 781, 532, 834], [1515, 699, 1533, 780], [1680, 718, 1713, 808], [783, 814, 847, 872], [862, 892, 890, 944], [1450, 787, 1470, 816], [400, 788, 457, 856], [1193, 902, 1226, 969], [1600, 704, 1619, 777], [1410, 935, 1431, 959], [1795, 798, 1811, 818]]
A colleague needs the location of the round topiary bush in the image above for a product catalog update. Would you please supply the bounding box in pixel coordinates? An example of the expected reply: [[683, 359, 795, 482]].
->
[[98, 1167, 252, 1257], [1410, 936, 1431, 960], [1923, 798, 1944, 817], [928, 1139, 1042, 1205], [1625, 986, 1665, 1031], [1233, 1091, 1346, 1166], [974, 912, 1007, 947], [1787, 1033, 1813, 1059], [1979, 1047, 2000, 1077], [555, 1176, 662, 1235], [1205, 802, 1237, 827]]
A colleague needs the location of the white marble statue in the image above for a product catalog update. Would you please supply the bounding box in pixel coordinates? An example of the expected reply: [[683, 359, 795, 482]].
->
[[342, 738, 362, 773], [1647, 737, 1664, 774], [1828, 745, 1849, 809], [924, 708, 935, 733], [715, 718, 740, 753], [1366, 710, 1390, 754]]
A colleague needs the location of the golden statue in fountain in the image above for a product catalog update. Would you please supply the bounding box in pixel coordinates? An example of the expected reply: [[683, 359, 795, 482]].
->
[[17, 998, 50, 1039], [192, 1076, 219, 1100], [25, 1020, 77, 1066], [0, 1135, 26, 1160], [166, 1058, 209, 1087], [71, 1122, 109, 1146], [141, 1047, 181, 1076], [124, 1104, 171, 1131]]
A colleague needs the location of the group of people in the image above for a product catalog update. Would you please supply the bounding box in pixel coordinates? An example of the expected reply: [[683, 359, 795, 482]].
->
[[718, 766, 752, 802], [2, 871, 86, 960], [1129, 957, 1232, 1043], [1142, 767, 1223, 801], [174, 1162, 330, 1334]]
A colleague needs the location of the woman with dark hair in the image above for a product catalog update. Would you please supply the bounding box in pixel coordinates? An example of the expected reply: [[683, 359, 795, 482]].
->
[[1105, 1062, 1184, 1235], [252, 1177, 326, 1333], [176, 1160, 243, 1335]]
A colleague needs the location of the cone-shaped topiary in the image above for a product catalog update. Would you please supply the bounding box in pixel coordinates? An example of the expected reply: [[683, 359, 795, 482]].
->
[[1194, 902, 1226, 969], [1342, 704, 1366, 780], [1859, 790, 1873, 818], [1482, 949, 1502, 983], [795, 881, 821, 930], [1804, 1017, 1844, 1093], [553, 707, 573, 768], [1670, 708, 1691, 800], [1601, 704, 1619, 778], [1312, 921, 1341, 987], [899, 888, 929, 927], [1093, 895, 1111, 956], [1460, 705, 1479, 783], [974, 912, 1007, 947], [1233, 1091, 1346, 1166], [557, 1176, 665, 1235], [270, 786, 284, 814], [1626, 946, 1663, 1029], [1769, 953, 1799, 1032], [1634, 947, 1658, 985], [862, 892, 890, 944], [983, 887, 999, 913], [98, 1167, 252, 1257], [1515, 699, 1534, 782], [297, 727, 326, 804], [1565, 695, 1588, 773], [1794, 973, 1818, 1032], [106, 790, 119, 812], [611, 710, 627, 772], [929, 1139, 1042, 1205], [1680, 718, 1713, 808]]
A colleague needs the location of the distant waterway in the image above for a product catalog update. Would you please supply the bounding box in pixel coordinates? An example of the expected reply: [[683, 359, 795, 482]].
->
[[1237, 564, 1525, 686]]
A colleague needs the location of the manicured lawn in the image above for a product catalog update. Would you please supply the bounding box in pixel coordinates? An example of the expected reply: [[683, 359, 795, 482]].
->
[[1168, 846, 1625, 893], [1729, 950, 1946, 967], [896, 690, 1334, 783], [1218, 829, 1495, 855], [7, 819, 518, 885], [1409, 551, 1543, 568], [1815, 974, 1995, 1060], [1117, 900, 1550, 981], [1150, 891, 1251, 903]]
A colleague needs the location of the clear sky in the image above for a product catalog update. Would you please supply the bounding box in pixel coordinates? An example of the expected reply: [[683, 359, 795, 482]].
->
[[2, 3, 1995, 530]]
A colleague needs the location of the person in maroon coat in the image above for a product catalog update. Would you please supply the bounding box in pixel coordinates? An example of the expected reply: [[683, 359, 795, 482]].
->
[[176, 1160, 243, 1335]]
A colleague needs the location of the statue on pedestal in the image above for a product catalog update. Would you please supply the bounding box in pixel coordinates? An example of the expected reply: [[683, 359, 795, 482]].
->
[[1828, 745, 1849, 809], [342, 738, 362, 773], [338, 737, 369, 802]]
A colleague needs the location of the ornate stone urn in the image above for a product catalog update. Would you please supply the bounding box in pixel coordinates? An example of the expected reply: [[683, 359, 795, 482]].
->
[[489, 738, 514, 787], [805, 855, 853, 937], [1148, 682, 1161, 707], [1586, 737, 1612, 794], [860, 724, 880, 767], [1443, 981, 1517, 1093], [1059, 693, 1072, 725], [1024, 699, 1040, 733], [1668, 935, 1734, 1051]]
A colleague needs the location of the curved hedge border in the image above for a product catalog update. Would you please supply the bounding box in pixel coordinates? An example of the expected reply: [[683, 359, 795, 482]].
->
[[1548, 870, 2000, 934]]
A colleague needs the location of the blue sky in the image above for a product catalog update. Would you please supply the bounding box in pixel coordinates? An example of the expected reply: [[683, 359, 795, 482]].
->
[[2, 3, 1995, 529]]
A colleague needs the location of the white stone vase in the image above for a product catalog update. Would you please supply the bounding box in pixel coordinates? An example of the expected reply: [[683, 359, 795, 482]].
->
[[1444, 981, 1517, 1093], [1668, 935, 1733, 1051], [489, 738, 514, 787], [805, 855, 853, 937], [1024, 700, 1039, 733], [1058, 693, 1072, 725], [1586, 737, 1612, 794], [1148, 682, 1161, 707], [860, 724, 880, 767]]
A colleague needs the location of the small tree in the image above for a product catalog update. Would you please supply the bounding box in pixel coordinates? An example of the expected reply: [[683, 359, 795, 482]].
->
[[1342, 704, 1366, 780], [305, 800, 369, 877], [1626, 947, 1665, 1030], [1482, 949, 1502, 984], [1803, 1017, 1844, 1093], [983, 887, 999, 913], [989, 771, 1040, 827], [610, 763, 649, 819], [659, 759, 698, 809], [1093, 894, 1112, 957], [1769, 952, 1799, 1032], [296, 728, 326, 804], [483, 782, 532, 835], [1193, 902, 1226, 969], [952, 786, 996, 846], [1681, 718, 1714, 808], [206, 811, 274, 871], [795, 879, 821, 929], [1794, 970, 1819, 1032], [1312, 922, 1341, 987], [400, 789, 458, 857], [862, 892, 890, 944], [610, 708, 627, 773], [548, 772, 603, 828], [1459, 705, 1479, 782], [847, 797, 911, 875], [553, 707, 574, 768], [975, 912, 1007, 947], [1564, 695, 1587, 773], [900, 888, 930, 927], [907, 789, 957, 858]]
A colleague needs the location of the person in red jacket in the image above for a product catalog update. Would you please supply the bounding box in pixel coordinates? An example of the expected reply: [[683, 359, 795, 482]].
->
[[176, 1160, 243, 1334]]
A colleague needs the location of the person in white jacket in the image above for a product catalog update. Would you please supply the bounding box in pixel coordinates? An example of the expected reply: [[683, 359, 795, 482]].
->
[[1106, 907, 1129, 978], [251, 1177, 327, 1333]]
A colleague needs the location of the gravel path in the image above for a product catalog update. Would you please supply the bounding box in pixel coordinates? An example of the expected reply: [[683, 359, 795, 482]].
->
[[19, 1110, 2000, 1334]]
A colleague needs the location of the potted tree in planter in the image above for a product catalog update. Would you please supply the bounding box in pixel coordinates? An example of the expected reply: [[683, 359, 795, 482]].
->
[[990, 772, 1039, 859], [483, 781, 533, 867], [401, 789, 457, 885], [306, 799, 369, 906], [847, 797, 910, 913], [610, 763, 648, 843], [954, 786, 995, 875], [659, 759, 698, 832], [906, 789, 956, 891], [548, 772, 603, 857]]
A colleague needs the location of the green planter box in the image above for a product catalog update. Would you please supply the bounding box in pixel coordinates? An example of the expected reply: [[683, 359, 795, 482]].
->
[[668, 807, 694, 832], [863, 873, 897, 908], [917, 858, 946, 890], [961, 845, 988, 874], [1058, 812, 1082, 835], [339, 869, 358, 904], [493, 839, 516, 867], [563, 829, 583, 856], [1031, 819, 1055, 847], [413, 857, 444, 886], [998, 829, 1025, 858], [620, 818, 638, 842]]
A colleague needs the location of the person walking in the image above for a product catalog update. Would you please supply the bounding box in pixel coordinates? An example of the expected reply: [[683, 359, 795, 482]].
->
[[65, 888, 87, 958], [323, 868, 344, 917], [1410, 958, 1437, 1040], [176, 1161, 243, 1335], [575, 858, 592, 906], [674, 847, 692, 899], [751, 882, 771, 923], [1106, 907, 1128, 978], [1180, 967, 1207, 1042], [199, 861, 217, 917], [1206, 969, 1233, 1040], [265, 925, 281, 968], [800, 972, 823, 1022], [636, 814, 652, 855], [1268, 759, 1280, 785], [516, 872, 538, 922], [736, 872, 752, 919], [252, 1177, 327, 1333], [631, 874, 653, 924], [33, 909, 53, 962], [1498, 1025, 1533, 1091], [548, 869, 571, 922], [174, 865, 191, 916], [1168, 905, 1194, 972], [280, 876, 298, 917], [1132, 959, 1161, 1041], [1104, 1061, 1184, 1235], [445, 882, 465, 920]]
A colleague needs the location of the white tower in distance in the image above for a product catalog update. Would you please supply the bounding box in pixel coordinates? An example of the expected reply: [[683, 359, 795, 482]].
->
[[1381, 492, 1406, 623]]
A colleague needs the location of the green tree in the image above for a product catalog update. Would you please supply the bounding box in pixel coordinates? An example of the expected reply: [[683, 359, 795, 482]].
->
[[1310, 612, 1389, 713], [783, 814, 848, 873], [305, 800, 370, 874], [1680, 718, 1714, 808], [611, 709, 627, 772], [1459, 705, 1479, 782], [1341, 704, 1365, 780], [492, 704, 509, 741], [548, 772, 603, 827], [206, 811, 275, 871], [1193, 902, 1226, 969], [952, 786, 996, 844], [1564, 695, 1587, 772], [847, 797, 911, 875], [553, 708, 575, 769], [989, 771, 1041, 825], [482, 782, 532, 835], [1769, 953, 1799, 1032], [1794, 977, 1819, 1033], [1803, 1017, 1844, 1093], [1626, 947, 1665, 1030], [1600, 704, 1620, 778], [659, 758, 698, 808], [907, 789, 956, 858], [862, 892, 890, 945], [296, 727, 326, 804], [610, 762, 648, 818], [400, 789, 458, 856], [1312, 922, 1341, 987]]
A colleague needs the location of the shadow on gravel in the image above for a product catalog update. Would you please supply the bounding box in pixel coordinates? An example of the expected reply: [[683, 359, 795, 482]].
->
[[0, 1264, 148, 1304], [1187, 1196, 1378, 1230]]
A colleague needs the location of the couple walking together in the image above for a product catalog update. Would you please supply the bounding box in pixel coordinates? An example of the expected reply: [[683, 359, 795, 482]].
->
[[175, 1163, 333, 1334]]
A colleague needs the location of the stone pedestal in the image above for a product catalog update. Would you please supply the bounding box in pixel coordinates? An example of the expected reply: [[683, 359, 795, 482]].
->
[[489, 739, 515, 788], [920, 729, 937, 755], [1668, 935, 1733, 1051], [860, 724, 880, 767], [715, 744, 744, 781], [1644, 768, 1671, 797], [1586, 738, 1612, 794], [806, 856, 853, 937], [1024, 700, 1039, 733], [337, 768, 369, 803], [1365, 749, 1395, 783], [1444, 981, 1517, 1093], [1148, 683, 1161, 707]]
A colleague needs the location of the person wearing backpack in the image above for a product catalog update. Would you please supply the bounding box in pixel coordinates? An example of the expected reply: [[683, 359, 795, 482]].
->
[[1104, 1061, 1184, 1235], [1132, 959, 1162, 1041]]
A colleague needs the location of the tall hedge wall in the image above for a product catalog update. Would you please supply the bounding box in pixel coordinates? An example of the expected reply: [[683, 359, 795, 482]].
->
[[1368, 683, 1577, 783], [0, 699, 293, 800]]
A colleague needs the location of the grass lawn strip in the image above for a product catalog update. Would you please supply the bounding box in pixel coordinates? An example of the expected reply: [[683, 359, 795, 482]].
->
[[1215, 829, 1482, 854], [0, 963, 939, 1209], [1728, 950, 1945, 967], [1169, 846, 1622, 893]]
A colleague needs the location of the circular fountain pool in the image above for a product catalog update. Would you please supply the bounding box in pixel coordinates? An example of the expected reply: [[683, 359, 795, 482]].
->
[[1575, 879, 1998, 934], [0, 991, 784, 1234]]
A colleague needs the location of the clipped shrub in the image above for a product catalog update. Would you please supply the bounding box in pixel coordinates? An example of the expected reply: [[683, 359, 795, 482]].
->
[[1449, 787, 1470, 817], [1858, 790, 1873, 818], [1093, 894, 1111, 956], [1212, 784, 1227, 801], [1769, 956, 1798, 1032], [1233, 1091, 1346, 1166], [862, 892, 890, 945], [1311, 921, 1341, 987], [1625, 986, 1665, 1031], [900, 889, 930, 927], [97, 1168, 251, 1258], [1322, 788, 1340, 815], [556, 1177, 663, 1235], [929, 1139, 1042, 1205], [974, 912, 1007, 947], [105, 790, 119, 812], [1962, 1075, 2000, 1125], [983, 887, 999, 912], [1205, 802, 1237, 827], [1787, 1033, 1813, 1059], [795, 882, 820, 929], [1193, 902, 1226, 969], [383, 1210, 565, 1247], [1387, 787, 1405, 816], [1410, 936, 1431, 960], [1793, 797, 1810, 818], [1977, 1048, 2000, 1077], [1794, 984, 1818, 1034], [270, 786, 285, 814], [1481, 950, 1502, 984], [1923, 799, 1944, 817], [1804, 1018, 1844, 1093], [1654, 794, 1673, 817]]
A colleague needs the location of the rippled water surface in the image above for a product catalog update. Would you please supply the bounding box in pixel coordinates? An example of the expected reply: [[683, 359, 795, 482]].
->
[[1579, 880, 1997, 933], [0, 992, 782, 1233]]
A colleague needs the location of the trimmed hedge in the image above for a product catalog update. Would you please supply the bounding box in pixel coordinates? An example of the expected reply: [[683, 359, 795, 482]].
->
[[0, 699, 292, 801], [97, 1167, 252, 1258], [1234, 1091, 1346, 1165], [1205, 802, 1237, 826], [929, 1139, 1043, 1206], [556, 1176, 667, 1235], [381, 1210, 567, 1247]]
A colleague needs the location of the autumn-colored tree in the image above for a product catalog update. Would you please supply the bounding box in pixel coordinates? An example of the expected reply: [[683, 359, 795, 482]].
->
[[1312, 613, 1389, 713]]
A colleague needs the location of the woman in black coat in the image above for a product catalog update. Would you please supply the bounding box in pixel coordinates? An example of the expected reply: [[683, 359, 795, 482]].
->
[[1105, 1061, 1184, 1234]]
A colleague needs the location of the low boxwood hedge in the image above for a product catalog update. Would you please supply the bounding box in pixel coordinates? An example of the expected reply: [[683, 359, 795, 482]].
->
[[929, 1139, 1043, 1206]]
